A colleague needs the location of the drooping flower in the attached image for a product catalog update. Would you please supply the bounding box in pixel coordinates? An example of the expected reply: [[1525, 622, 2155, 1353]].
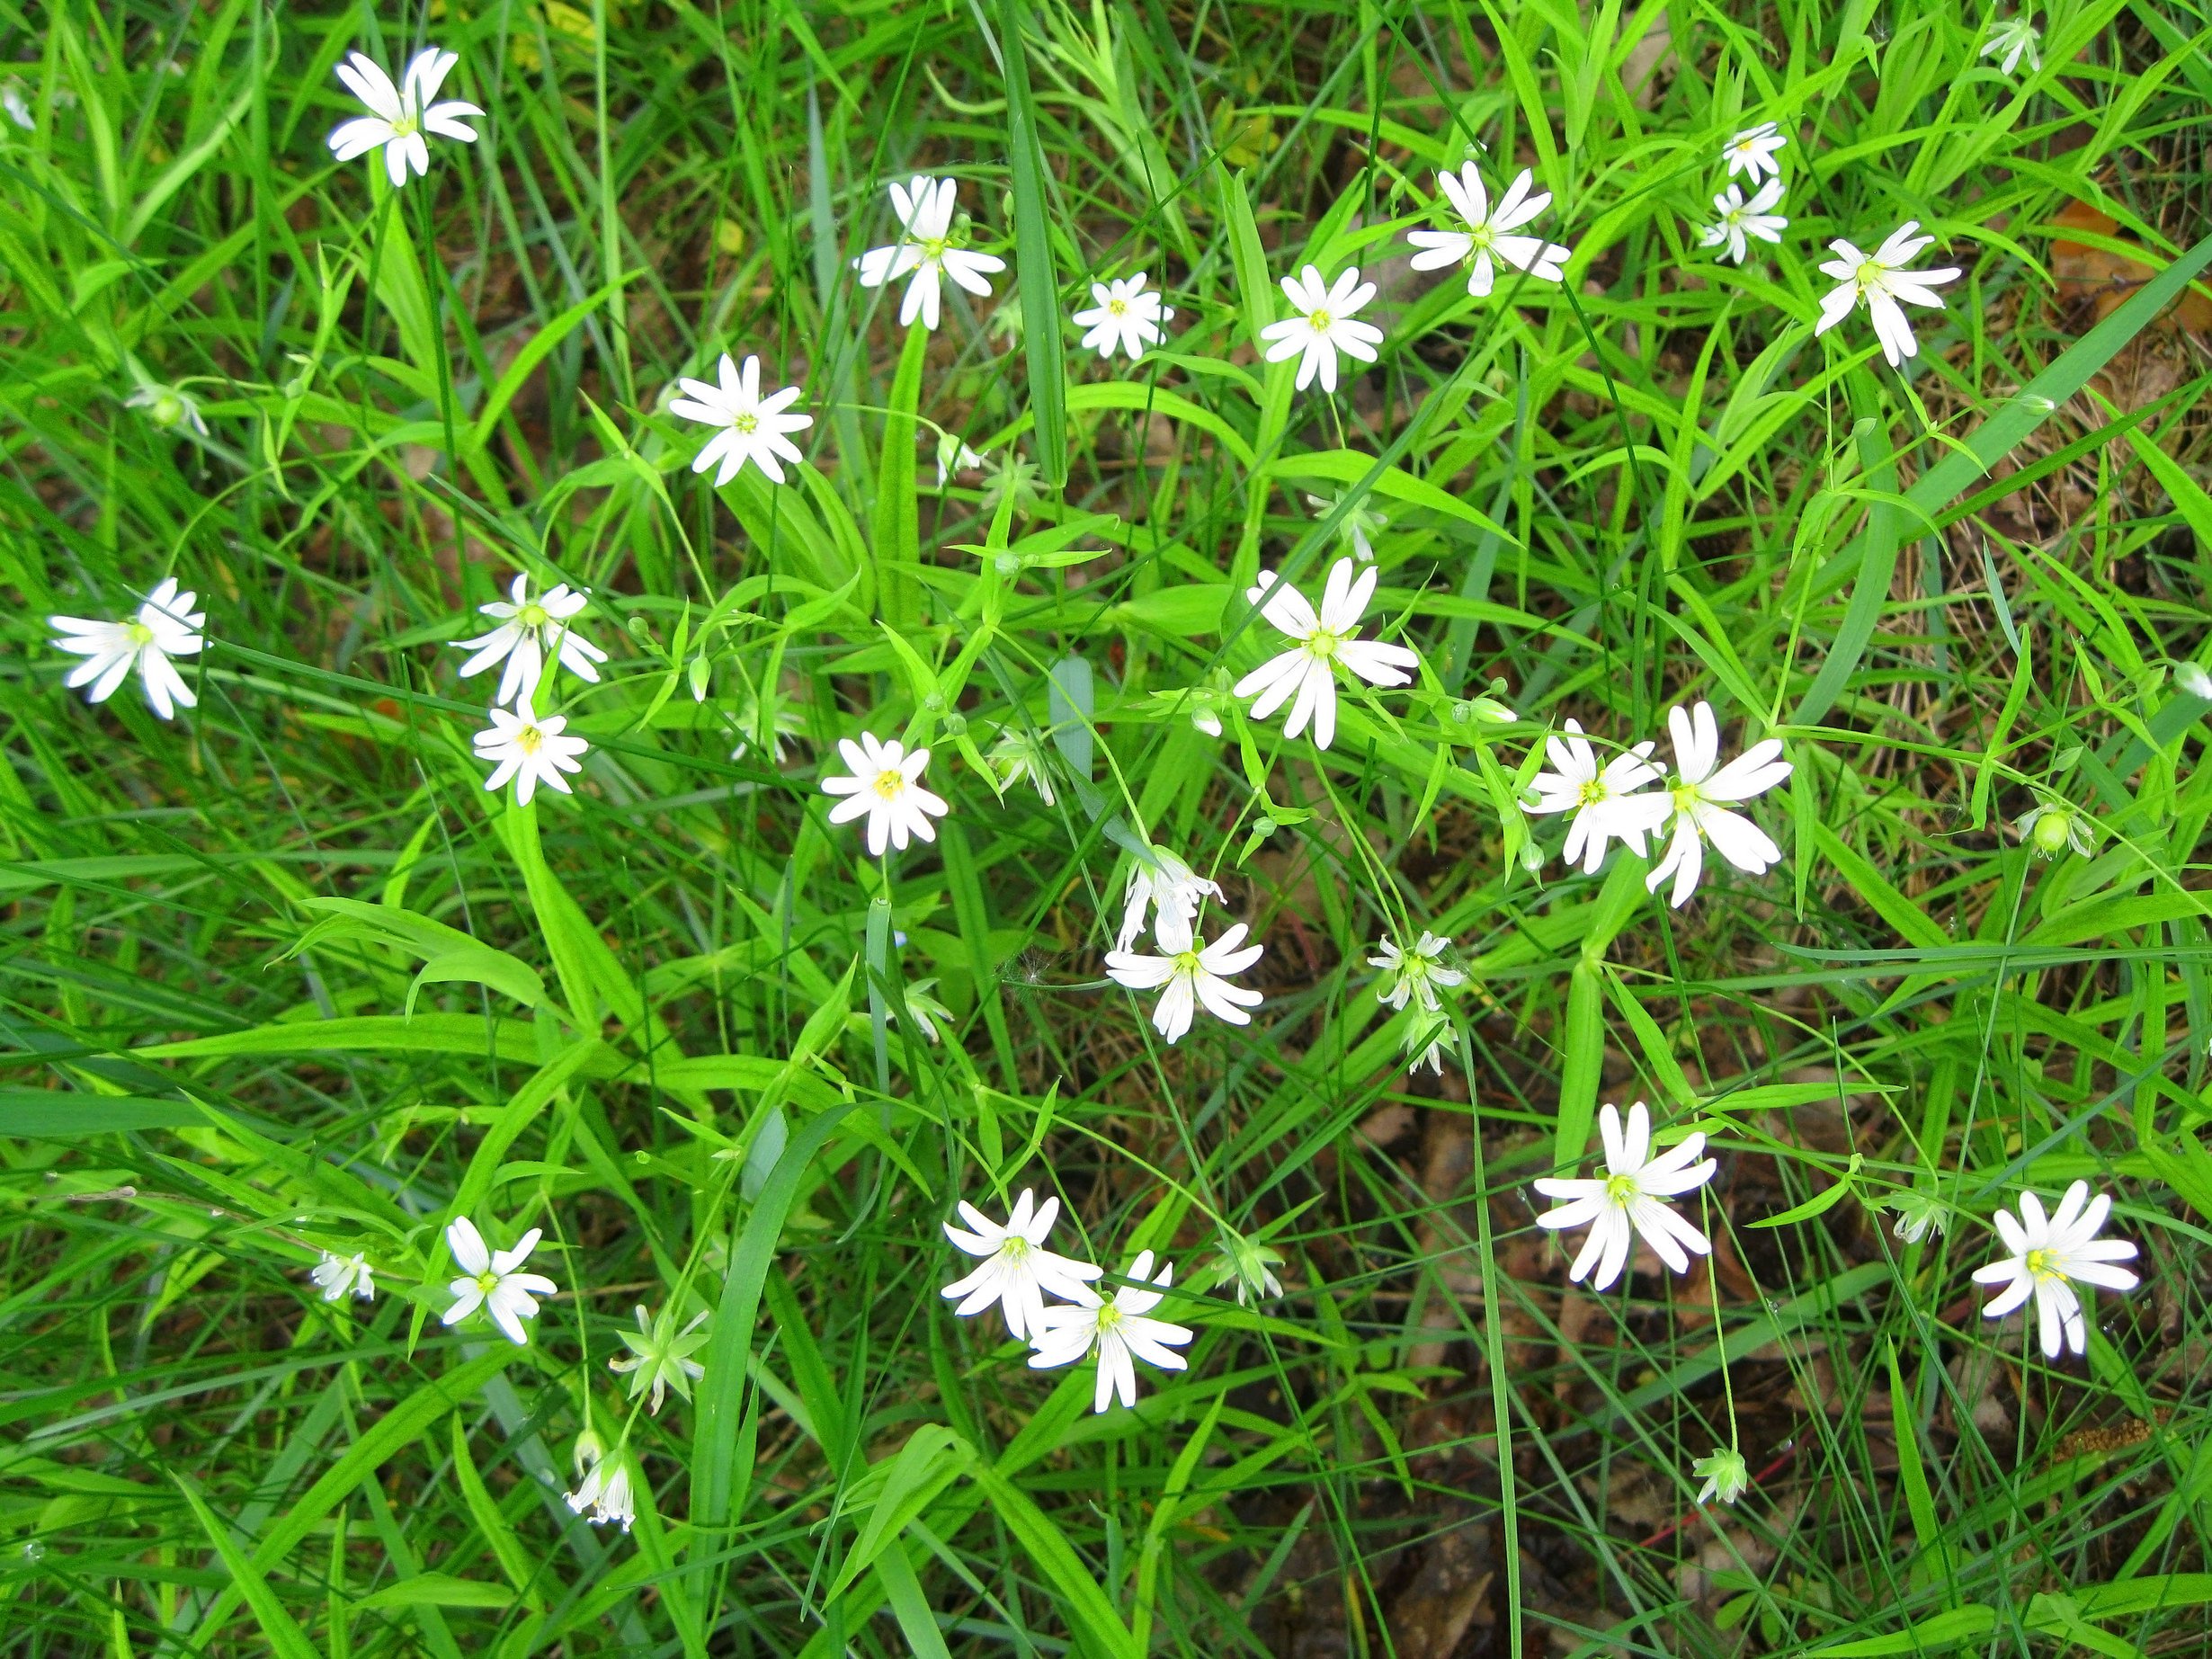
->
[[986, 726, 1057, 806], [2018, 796, 2093, 859], [669, 353, 813, 486], [1402, 1003, 1454, 1075], [609, 1304, 709, 1414], [1692, 1447, 1750, 1506], [441, 1217, 557, 1346], [1532, 1102, 1717, 1292], [852, 175, 1006, 332], [1234, 558, 1420, 751], [564, 1432, 635, 1532], [819, 732, 950, 856], [1, 81, 31, 131], [1071, 272, 1173, 361], [1115, 844, 1224, 952], [474, 698, 590, 807], [1972, 1181, 2139, 1360], [891, 977, 955, 1044], [1369, 932, 1465, 1012], [1406, 165, 1572, 299], [1216, 1229, 1288, 1307], [1815, 222, 1963, 369], [1307, 490, 1388, 563], [934, 433, 987, 488], [326, 49, 482, 189], [126, 381, 209, 437], [1699, 178, 1788, 265], [1645, 701, 1793, 907], [1259, 265, 1384, 393], [310, 1252, 375, 1304], [1522, 719, 1670, 874], [454, 575, 607, 709], [49, 577, 207, 721], [1981, 14, 2042, 76], [941, 1189, 1103, 1341], [1720, 120, 1787, 183], [1886, 1191, 1948, 1244], [1103, 914, 1264, 1044], [1028, 1250, 1195, 1414]]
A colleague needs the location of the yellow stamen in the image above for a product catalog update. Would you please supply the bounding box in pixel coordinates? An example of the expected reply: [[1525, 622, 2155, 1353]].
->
[[872, 769, 905, 799]]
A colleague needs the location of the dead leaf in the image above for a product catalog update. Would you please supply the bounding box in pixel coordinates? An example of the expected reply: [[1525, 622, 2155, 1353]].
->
[[2051, 201, 2212, 334]]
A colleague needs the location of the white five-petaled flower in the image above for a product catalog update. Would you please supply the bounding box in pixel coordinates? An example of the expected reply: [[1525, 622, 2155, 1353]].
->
[[49, 577, 206, 721], [1645, 701, 1793, 907], [1369, 932, 1465, 1012], [474, 698, 590, 807], [609, 1304, 709, 1414], [1981, 15, 2042, 76], [326, 49, 482, 189], [1721, 121, 1787, 183], [1235, 558, 1419, 751], [1072, 272, 1173, 361], [941, 1189, 1103, 1341], [819, 732, 950, 856], [1699, 178, 1788, 265], [127, 382, 209, 437], [669, 353, 813, 486], [1523, 719, 1669, 873], [1407, 165, 1572, 299], [1972, 1181, 2139, 1360], [1028, 1250, 1195, 1414], [1533, 1102, 1717, 1292], [1103, 914, 1264, 1044], [455, 575, 607, 709], [310, 1252, 375, 1304], [1116, 844, 1225, 952], [1815, 221, 1963, 369], [852, 175, 1006, 332], [1260, 265, 1384, 393], [441, 1217, 557, 1346], [564, 1433, 635, 1532]]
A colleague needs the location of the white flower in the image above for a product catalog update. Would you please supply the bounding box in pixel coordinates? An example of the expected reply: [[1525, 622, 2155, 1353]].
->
[[1522, 719, 1670, 873], [1259, 265, 1384, 393], [609, 1304, 709, 1414], [852, 175, 1005, 332], [126, 382, 209, 437], [1406, 165, 1572, 299], [935, 433, 986, 487], [819, 732, 950, 856], [1115, 845, 1224, 952], [49, 577, 206, 721], [474, 698, 590, 807], [1699, 178, 1788, 265], [1028, 1250, 1195, 1414], [2174, 661, 2212, 700], [1104, 914, 1264, 1044], [310, 1252, 374, 1304], [1216, 1231, 1288, 1307], [2019, 797, 2093, 859], [1234, 558, 1420, 751], [891, 977, 956, 1044], [326, 49, 482, 189], [1369, 931, 1465, 1012], [454, 575, 607, 709], [1721, 121, 1787, 183], [1981, 15, 2041, 76], [1886, 1191, 1948, 1244], [1972, 1181, 2140, 1359], [1, 80, 31, 131], [1693, 1447, 1749, 1506], [564, 1433, 635, 1532], [1307, 490, 1388, 563], [669, 353, 812, 486], [941, 1189, 1103, 1341], [986, 727, 1057, 806], [1532, 1102, 1717, 1291], [1815, 221, 1963, 369], [1071, 272, 1173, 361], [441, 1217, 557, 1346], [1645, 701, 1793, 907]]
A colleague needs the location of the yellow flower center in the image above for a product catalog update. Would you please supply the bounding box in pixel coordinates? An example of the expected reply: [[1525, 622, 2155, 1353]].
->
[[872, 768, 905, 799], [1307, 308, 1333, 331], [920, 236, 948, 263], [1094, 1301, 1124, 1333], [518, 602, 549, 629], [1605, 1173, 1639, 1205], [1856, 258, 1885, 292], [1172, 949, 1202, 977], [1107, 297, 1128, 317], [1307, 628, 1342, 661], [1577, 777, 1612, 807], [126, 621, 156, 648], [1001, 1235, 1030, 1262], [475, 1270, 500, 1293], [733, 411, 758, 434], [515, 725, 544, 755], [2025, 1247, 2059, 1281], [391, 111, 420, 138]]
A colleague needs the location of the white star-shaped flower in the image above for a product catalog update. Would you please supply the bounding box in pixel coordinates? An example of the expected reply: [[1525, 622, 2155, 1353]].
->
[[819, 732, 950, 856], [1406, 165, 1573, 299], [1532, 1102, 1717, 1291], [1233, 557, 1419, 751], [474, 698, 590, 806], [1981, 15, 2041, 76], [309, 1252, 375, 1304], [1645, 701, 1793, 907], [941, 1189, 1103, 1341], [454, 575, 607, 709], [1369, 932, 1465, 1012], [1071, 272, 1173, 361], [1115, 844, 1224, 952], [1815, 221, 1963, 368], [1028, 1250, 1196, 1414], [1973, 1181, 2139, 1360], [669, 353, 812, 486], [326, 49, 482, 189], [49, 576, 206, 721], [1104, 913, 1263, 1044], [1699, 177, 1788, 265], [564, 1433, 635, 1532], [1259, 264, 1384, 393], [1721, 121, 1787, 183], [852, 175, 1006, 332], [441, 1217, 557, 1346], [1522, 718, 1670, 873]]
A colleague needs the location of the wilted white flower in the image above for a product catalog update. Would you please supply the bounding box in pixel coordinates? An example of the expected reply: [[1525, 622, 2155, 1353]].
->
[[1406, 165, 1572, 298], [126, 382, 209, 437], [935, 433, 986, 487], [1104, 914, 1264, 1044], [1721, 121, 1787, 183], [474, 698, 590, 806], [986, 726, 1057, 806], [441, 1217, 557, 1346], [819, 732, 950, 856], [1216, 1230, 1288, 1307], [1, 80, 31, 131], [852, 175, 1005, 331], [1259, 265, 1384, 393], [326, 49, 482, 188], [1116, 844, 1224, 952], [2174, 661, 2212, 700], [609, 1304, 709, 1414], [454, 575, 606, 709], [1646, 701, 1793, 907], [1402, 1004, 1454, 1075], [1523, 719, 1669, 874], [669, 353, 812, 486], [309, 1252, 375, 1304], [1532, 1102, 1717, 1292], [1072, 272, 1173, 361], [892, 977, 955, 1044], [2018, 796, 2093, 859], [1693, 1447, 1749, 1506], [1369, 931, 1465, 1012], [1235, 558, 1420, 751], [1029, 1249, 1195, 1414], [1886, 1191, 1948, 1244], [1307, 490, 1388, 563], [1981, 14, 2041, 76], [1972, 1181, 2139, 1359], [1699, 178, 1788, 265], [1815, 221, 1962, 368], [941, 1189, 1103, 1341], [49, 577, 206, 721], [564, 1432, 634, 1532]]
